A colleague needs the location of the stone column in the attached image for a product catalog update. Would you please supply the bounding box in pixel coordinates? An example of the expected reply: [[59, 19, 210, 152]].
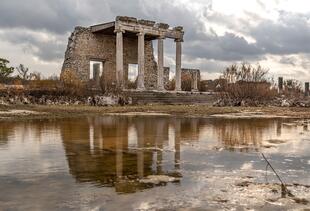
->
[[157, 37, 165, 91], [174, 120, 181, 170], [115, 29, 124, 89], [137, 32, 145, 90], [136, 121, 144, 178], [175, 39, 183, 91], [278, 77, 283, 93], [192, 71, 199, 92], [116, 130, 123, 178]]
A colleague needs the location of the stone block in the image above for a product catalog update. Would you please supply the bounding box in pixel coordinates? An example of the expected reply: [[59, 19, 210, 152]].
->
[[138, 19, 156, 27], [116, 16, 138, 23], [156, 23, 170, 29]]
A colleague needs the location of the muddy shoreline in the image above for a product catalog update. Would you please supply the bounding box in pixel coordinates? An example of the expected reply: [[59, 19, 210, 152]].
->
[[1, 104, 310, 121]]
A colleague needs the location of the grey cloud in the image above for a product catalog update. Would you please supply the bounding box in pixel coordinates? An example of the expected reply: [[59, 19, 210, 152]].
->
[[0, 0, 89, 34], [300, 54, 310, 69], [1, 0, 260, 63], [182, 56, 230, 73], [1, 0, 310, 76], [0, 30, 66, 62], [0, 0, 159, 34], [256, 0, 266, 10], [279, 56, 297, 66], [184, 32, 263, 61], [0, 0, 207, 62], [250, 12, 310, 55]]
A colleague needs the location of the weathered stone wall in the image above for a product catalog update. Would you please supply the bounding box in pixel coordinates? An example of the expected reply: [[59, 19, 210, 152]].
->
[[181, 68, 200, 91], [62, 27, 158, 90], [181, 68, 201, 81]]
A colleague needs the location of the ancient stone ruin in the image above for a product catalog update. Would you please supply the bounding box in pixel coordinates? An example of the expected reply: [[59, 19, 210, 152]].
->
[[62, 16, 200, 92]]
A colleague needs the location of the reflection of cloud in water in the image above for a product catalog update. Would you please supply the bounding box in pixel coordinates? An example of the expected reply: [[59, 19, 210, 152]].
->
[[210, 119, 276, 151], [0, 121, 65, 177], [59, 116, 184, 193], [1, 116, 310, 210], [1, 116, 310, 194]]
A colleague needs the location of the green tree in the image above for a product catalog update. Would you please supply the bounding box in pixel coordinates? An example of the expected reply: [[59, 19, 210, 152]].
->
[[0, 58, 14, 79]]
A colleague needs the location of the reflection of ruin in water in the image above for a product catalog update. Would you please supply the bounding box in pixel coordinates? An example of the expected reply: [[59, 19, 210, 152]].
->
[[211, 119, 278, 152], [0, 117, 294, 193], [59, 116, 202, 193]]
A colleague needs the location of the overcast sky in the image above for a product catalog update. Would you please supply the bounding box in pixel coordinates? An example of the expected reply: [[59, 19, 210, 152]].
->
[[0, 0, 310, 81]]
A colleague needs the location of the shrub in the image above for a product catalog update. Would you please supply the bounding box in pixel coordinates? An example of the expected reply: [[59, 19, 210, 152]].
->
[[60, 69, 86, 95], [28, 79, 61, 90], [166, 74, 195, 91], [181, 74, 192, 91], [199, 79, 226, 92], [218, 62, 277, 102], [127, 79, 137, 90]]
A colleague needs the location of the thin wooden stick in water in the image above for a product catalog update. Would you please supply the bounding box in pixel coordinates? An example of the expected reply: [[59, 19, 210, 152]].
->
[[261, 153, 292, 197]]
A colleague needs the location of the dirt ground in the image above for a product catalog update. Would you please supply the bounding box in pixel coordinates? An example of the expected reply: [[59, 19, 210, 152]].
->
[[1, 104, 310, 121]]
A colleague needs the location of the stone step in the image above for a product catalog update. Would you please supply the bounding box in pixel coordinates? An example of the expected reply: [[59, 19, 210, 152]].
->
[[124, 90, 215, 105]]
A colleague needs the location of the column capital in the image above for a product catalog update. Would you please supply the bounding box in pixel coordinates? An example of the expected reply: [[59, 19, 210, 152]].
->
[[114, 28, 125, 33], [174, 38, 184, 42], [137, 31, 145, 36], [158, 34, 166, 40]]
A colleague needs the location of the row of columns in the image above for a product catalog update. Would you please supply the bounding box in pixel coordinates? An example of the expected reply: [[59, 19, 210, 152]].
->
[[115, 28, 183, 91]]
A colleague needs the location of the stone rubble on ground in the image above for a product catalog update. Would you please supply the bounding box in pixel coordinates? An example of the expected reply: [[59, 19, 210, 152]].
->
[[0, 94, 132, 106], [213, 97, 310, 107]]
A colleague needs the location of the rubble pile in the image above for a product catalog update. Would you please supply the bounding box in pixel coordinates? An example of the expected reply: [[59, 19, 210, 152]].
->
[[0, 94, 132, 106], [213, 96, 310, 107]]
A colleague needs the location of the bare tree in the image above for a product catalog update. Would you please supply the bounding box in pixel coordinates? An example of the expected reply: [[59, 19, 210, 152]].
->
[[16, 64, 30, 80]]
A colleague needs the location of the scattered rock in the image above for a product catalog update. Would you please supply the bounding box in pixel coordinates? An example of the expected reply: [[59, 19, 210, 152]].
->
[[212, 196, 228, 203], [236, 181, 252, 187], [213, 96, 310, 107], [292, 197, 309, 205], [0, 94, 132, 106], [265, 139, 287, 144], [139, 175, 180, 185], [281, 99, 291, 107]]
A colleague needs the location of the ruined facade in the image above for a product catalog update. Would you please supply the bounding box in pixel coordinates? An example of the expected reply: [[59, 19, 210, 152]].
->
[[62, 16, 200, 92], [181, 68, 200, 91]]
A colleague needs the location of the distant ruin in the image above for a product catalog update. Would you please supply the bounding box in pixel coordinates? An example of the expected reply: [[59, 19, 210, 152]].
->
[[62, 16, 200, 92]]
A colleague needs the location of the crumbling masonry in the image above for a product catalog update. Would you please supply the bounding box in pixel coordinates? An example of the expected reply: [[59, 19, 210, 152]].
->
[[62, 16, 200, 91]]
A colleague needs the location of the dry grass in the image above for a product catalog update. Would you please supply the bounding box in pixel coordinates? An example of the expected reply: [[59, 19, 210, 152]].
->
[[1, 104, 310, 121]]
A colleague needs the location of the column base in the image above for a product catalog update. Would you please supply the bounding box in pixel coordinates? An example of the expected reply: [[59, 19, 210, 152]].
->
[[157, 86, 165, 91], [136, 87, 146, 91]]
